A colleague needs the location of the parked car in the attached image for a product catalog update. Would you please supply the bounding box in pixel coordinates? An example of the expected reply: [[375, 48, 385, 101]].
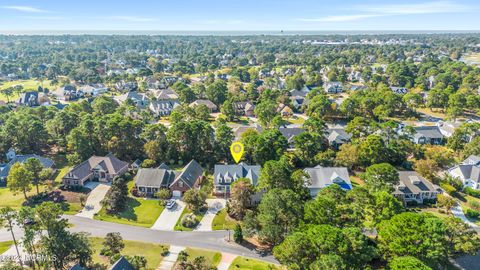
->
[[166, 200, 176, 209]]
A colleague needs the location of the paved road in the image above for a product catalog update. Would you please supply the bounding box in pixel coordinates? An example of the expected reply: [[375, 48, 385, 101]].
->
[[0, 215, 277, 264], [151, 199, 186, 231], [76, 183, 110, 218], [194, 199, 226, 231]]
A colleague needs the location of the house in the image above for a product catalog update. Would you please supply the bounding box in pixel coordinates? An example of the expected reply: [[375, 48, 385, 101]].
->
[[80, 84, 108, 96], [390, 86, 408, 94], [110, 256, 134, 270], [0, 149, 55, 184], [62, 154, 129, 187], [169, 160, 204, 197], [233, 124, 263, 141], [326, 128, 352, 149], [447, 155, 480, 190], [290, 96, 305, 110], [115, 81, 137, 92], [54, 85, 83, 101], [436, 121, 462, 138], [130, 159, 142, 170], [393, 171, 440, 205], [152, 88, 179, 100], [17, 92, 49, 107], [149, 100, 179, 116], [233, 101, 255, 117], [135, 167, 176, 196], [304, 166, 352, 197], [324, 82, 343, 94], [213, 163, 261, 198], [114, 91, 150, 108], [279, 127, 304, 148], [189, 99, 218, 112], [413, 126, 445, 145], [277, 103, 293, 117]]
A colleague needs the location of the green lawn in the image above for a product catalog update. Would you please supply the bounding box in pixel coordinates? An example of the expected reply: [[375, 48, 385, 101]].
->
[[0, 241, 13, 254], [0, 186, 49, 209], [53, 166, 71, 183], [212, 208, 239, 230], [174, 207, 207, 231], [184, 247, 222, 267], [90, 237, 168, 270], [95, 197, 164, 227], [0, 79, 53, 101], [228, 257, 280, 270], [63, 202, 83, 215]]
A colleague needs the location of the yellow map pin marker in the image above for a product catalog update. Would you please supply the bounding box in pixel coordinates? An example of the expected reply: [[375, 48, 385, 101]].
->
[[230, 142, 244, 163]]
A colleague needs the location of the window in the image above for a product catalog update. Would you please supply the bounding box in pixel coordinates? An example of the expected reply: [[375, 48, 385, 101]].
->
[[178, 181, 184, 188]]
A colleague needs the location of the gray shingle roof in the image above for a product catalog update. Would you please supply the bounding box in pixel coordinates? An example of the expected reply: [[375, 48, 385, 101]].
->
[[169, 160, 203, 188], [327, 128, 352, 145], [414, 126, 444, 140], [63, 154, 128, 181], [463, 155, 480, 165], [214, 163, 261, 186], [394, 171, 439, 195], [0, 154, 55, 179], [304, 166, 352, 190], [110, 256, 134, 270], [135, 168, 175, 188]]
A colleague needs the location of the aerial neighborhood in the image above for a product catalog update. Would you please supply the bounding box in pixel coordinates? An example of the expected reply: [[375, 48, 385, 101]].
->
[[1, 32, 480, 270]]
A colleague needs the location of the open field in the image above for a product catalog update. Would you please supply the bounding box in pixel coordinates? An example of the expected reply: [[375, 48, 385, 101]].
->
[[0, 79, 53, 101]]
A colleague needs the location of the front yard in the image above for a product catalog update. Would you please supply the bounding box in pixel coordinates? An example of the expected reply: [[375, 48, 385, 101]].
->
[[90, 237, 168, 270], [174, 207, 207, 231], [183, 248, 222, 267], [95, 197, 164, 227], [212, 208, 239, 230]]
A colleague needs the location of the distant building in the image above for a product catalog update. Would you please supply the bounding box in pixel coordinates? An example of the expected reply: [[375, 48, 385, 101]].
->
[[0, 149, 55, 185], [324, 82, 343, 94], [413, 126, 445, 145], [390, 86, 408, 95], [189, 99, 218, 112], [447, 155, 480, 190], [326, 128, 352, 149], [233, 101, 255, 117]]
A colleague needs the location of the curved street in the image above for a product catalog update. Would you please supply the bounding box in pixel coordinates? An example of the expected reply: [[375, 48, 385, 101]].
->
[[0, 215, 278, 264]]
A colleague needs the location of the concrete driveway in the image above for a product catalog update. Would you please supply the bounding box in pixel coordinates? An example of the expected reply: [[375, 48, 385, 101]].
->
[[151, 199, 186, 231], [76, 182, 111, 219], [194, 199, 226, 231]]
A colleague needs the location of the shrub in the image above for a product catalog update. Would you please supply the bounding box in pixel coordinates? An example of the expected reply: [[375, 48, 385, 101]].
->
[[440, 182, 456, 195], [234, 224, 243, 243], [141, 159, 156, 168], [464, 187, 480, 198], [181, 213, 198, 228], [466, 208, 480, 219]]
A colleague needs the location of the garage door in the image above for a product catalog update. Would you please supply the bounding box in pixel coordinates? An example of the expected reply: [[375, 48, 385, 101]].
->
[[172, 190, 182, 198]]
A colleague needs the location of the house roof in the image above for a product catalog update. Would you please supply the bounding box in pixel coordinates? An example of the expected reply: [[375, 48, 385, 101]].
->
[[135, 168, 176, 188], [304, 166, 352, 190], [394, 171, 439, 195], [0, 154, 55, 179], [327, 128, 352, 145], [63, 153, 128, 181], [279, 127, 304, 144], [169, 160, 203, 188], [114, 91, 149, 104], [449, 164, 480, 184], [233, 125, 263, 140], [189, 99, 218, 110], [110, 256, 134, 270], [414, 126, 444, 140], [69, 263, 86, 270], [463, 155, 480, 165], [153, 88, 179, 100], [214, 163, 261, 186]]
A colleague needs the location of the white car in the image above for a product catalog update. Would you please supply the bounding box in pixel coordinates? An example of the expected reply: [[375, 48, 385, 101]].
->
[[166, 200, 176, 209]]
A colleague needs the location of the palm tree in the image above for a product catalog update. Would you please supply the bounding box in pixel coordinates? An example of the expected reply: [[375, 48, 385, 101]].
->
[[0, 207, 23, 265]]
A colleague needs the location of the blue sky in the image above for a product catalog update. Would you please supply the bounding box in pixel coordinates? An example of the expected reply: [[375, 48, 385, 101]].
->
[[0, 0, 479, 32]]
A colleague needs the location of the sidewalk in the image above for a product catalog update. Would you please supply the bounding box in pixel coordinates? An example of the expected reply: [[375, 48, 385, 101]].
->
[[157, 245, 185, 270]]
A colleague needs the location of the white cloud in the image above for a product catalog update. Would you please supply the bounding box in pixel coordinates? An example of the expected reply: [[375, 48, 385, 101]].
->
[[109, 16, 156, 22], [298, 1, 471, 23], [3, 5, 48, 13]]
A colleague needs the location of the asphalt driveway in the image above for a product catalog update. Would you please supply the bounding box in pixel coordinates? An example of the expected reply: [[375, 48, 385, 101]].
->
[[151, 199, 186, 231]]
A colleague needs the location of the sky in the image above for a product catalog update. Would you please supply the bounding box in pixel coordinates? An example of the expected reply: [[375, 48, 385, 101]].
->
[[0, 0, 479, 32]]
